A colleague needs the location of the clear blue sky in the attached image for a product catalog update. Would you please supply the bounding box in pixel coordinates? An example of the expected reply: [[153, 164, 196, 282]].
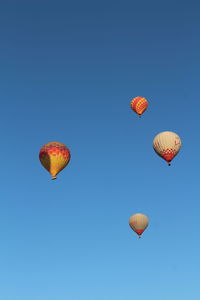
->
[[0, 1, 199, 299]]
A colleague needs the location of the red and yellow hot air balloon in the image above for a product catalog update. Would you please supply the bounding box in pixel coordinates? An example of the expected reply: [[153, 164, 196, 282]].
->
[[153, 131, 181, 166], [129, 213, 149, 238], [39, 142, 70, 180], [130, 96, 148, 117]]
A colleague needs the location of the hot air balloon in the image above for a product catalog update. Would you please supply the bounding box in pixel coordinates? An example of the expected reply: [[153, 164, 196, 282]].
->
[[153, 131, 181, 166], [130, 96, 148, 117], [129, 213, 149, 238], [39, 142, 70, 180]]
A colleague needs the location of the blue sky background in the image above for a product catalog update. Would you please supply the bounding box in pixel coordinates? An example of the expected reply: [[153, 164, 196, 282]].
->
[[0, 1, 199, 299]]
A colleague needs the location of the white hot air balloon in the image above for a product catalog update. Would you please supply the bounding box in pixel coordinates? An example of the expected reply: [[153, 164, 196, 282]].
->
[[153, 131, 181, 166], [129, 213, 149, 238]]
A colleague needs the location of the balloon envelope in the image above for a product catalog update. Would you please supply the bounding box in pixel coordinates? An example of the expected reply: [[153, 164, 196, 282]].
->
[[39, 142, 70, 179], [130, 97, 148, 116], [153, 131, 181, 165], [129, 213, 149, 237]]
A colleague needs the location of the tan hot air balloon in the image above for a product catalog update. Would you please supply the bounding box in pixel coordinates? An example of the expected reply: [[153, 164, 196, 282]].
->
[[153, 131, 181, 166], [129, 213, 149, 238]]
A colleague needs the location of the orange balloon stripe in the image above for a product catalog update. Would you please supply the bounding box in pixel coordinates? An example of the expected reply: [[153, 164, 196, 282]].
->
[[159, 148, 177, 162], [40, 147, 70, 160], [135, 229, 144, 235]]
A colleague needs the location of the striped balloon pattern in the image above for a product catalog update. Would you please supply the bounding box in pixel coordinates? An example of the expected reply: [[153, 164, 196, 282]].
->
[[130, 96, 148, 116], [39, 142, 70, 180], [129, 213, 149, 238], [153, 131, 181, 166]]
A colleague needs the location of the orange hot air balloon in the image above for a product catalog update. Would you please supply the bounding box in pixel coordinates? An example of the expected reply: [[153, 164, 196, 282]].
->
[[153, 131, 181, 166], [129, 213, 149, 238], [130, 96, 148, 117], [39, 142, 70, 180]]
